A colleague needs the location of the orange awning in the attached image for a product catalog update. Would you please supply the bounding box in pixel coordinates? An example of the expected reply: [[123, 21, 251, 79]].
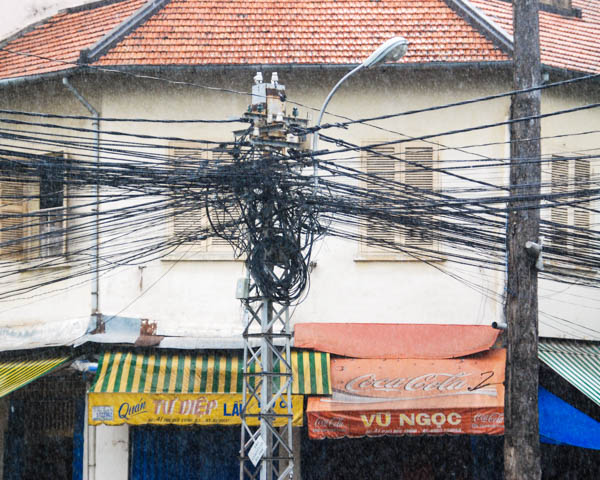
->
[[307, 349, 505, 439], [294, 323, 499, 359]]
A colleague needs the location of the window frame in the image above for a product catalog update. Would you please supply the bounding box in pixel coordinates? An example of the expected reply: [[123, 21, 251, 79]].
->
[[546, 154, 594, 271], [164, 141, 243, 262], [356, 141, 441, 262], [0, 151, 69, 262]]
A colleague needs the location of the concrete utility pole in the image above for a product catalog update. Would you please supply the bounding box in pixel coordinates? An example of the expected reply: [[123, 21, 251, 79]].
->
[[237, 72, 310, 480], [505, 0, 542, 478]]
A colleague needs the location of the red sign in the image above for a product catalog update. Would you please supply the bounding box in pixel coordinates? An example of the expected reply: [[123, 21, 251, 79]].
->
[[307, 349, 505, 439], [308, 405, 504, 438]]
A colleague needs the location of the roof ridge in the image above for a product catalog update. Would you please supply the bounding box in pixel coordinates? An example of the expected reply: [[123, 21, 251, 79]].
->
[[79, 0, 171, 65], [60, 0, 132, 15], [445, 0, 514, 55]]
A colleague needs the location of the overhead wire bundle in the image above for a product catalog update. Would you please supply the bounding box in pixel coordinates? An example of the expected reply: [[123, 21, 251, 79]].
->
[[0, 75, 598, 308]]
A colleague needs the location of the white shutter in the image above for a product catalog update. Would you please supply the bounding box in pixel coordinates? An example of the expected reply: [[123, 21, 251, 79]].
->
[[171, 143, 239, 257], [573, 158, 590, 250], [361, 145, 398, 255], [0, 179, 26, 259], [206, 148, 238, 254], [403, 146, 434, 250], [551, 156, 570, 248], [171, 146, 209, 252]]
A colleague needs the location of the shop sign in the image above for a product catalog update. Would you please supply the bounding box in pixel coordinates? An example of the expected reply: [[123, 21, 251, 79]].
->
[[89, 393, 303, 427], [306, 349, 505, 439], [328, 349, 505, 409], [307, 406, 504, 439]]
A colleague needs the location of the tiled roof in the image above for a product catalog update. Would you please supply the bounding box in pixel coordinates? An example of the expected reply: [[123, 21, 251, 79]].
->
[[0, 0, 146, 80], [95, 0, 509, 67], [4, 0, 598, 81], [471, 0, 600, 73]]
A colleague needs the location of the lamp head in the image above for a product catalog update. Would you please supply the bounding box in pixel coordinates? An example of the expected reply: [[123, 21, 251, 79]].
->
[[362, 36, 408, 68]]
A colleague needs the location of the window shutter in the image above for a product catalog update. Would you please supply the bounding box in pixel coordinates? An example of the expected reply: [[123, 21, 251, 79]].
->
[[0, 180, 27, 259], [403, 146, 434, 250], [206, 148, 238, 254], [551, 156, 570, 248], [362, 145, 398, 254], [171, 144, 239, 257], [573, 158, 590, 249], [171, 147, 209, 252]]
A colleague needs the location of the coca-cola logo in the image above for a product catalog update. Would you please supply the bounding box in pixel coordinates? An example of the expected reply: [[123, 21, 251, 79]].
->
[[314, 417, 345, 429], [345, 372, 472, 393], [473, 412, 504, 425]]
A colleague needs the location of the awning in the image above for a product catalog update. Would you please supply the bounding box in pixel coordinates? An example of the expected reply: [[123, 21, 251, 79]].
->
[[90, 350, 331, 395], [307, 349, 505, 439], [89, 351, 328, 427], [539, 338, 600, 407], [0, 356, 69, 398], [539, 386, 600, 450], [294, 323, 500, 359]]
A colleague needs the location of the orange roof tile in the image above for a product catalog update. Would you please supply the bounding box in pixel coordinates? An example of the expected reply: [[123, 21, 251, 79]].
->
[[471, 0, 600, 73], [3, 0, 598, 81], [0, 0, 146, 80], [95, 0, 509, 67]]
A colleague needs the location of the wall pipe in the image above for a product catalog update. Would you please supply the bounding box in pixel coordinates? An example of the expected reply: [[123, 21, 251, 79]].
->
[[62, 78, 100, 480], [61, 78, 101, 325]]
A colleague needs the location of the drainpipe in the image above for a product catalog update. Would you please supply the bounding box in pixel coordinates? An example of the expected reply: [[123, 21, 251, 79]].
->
[[62, 78, 101, 325], [62, 78, 99, 480]]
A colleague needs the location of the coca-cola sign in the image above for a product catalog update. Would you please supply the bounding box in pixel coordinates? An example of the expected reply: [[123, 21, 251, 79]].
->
[[327, 349, 506, 408], [473, 412, 504, 425]]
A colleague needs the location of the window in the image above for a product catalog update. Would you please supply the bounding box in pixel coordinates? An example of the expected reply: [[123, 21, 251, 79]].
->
[[359, 142, 438, 259], [37, 155, 67, 257], [169, 143, 241, 259], [0, 153, 67, 260], [550, 155, 591, 252]]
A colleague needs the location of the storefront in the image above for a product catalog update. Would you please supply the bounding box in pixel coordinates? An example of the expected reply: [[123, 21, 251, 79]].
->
[[0, 352, 86, 480], [88, 349, 331, 479], [296, 324, 600, 478], [296, 323, 506, 479], [306, 349, 505, 439]]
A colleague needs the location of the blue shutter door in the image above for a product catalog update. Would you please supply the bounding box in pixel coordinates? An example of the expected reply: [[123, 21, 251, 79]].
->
[[130, 426, 239, 480]]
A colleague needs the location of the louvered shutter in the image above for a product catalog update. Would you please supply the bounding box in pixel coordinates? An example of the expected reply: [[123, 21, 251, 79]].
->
[[551, 157, 570, 248], [362, 145, 398, 255], [573, 158, 590, 250], [206, 148, 238, 254], [403, 146, 434, 250], [171, 147, 209, 252], [0, 180, 27, 259]]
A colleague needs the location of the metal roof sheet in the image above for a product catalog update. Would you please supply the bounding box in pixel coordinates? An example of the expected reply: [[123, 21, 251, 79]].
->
[[539, 338, 600, 407]]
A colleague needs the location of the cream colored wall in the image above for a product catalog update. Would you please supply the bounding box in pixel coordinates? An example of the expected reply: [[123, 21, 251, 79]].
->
[[0, 67, 598, 340], [81, 68, 511, 338], [538, 82, 600, 339], [0, 79, 98, 330]]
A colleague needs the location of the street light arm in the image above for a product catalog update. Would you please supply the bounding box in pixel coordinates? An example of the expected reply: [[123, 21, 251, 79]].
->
[[312, 63, 364, 153]]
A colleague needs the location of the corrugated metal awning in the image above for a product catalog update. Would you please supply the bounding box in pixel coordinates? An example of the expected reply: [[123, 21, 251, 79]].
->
[[90, 350, 331, 395], [539, 338, 600, 407], [0, 356, 69, 398]]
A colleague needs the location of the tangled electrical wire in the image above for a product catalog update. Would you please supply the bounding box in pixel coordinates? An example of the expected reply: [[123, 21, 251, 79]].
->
[[0, 96, 599, 308], [203, 135, 322, 303]]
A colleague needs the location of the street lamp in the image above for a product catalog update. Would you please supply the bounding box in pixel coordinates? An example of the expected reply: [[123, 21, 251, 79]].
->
[[312, 36, 408, 153]]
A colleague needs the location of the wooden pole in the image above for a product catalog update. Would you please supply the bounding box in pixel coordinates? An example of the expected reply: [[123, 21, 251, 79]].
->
[[505, 1, 542, 478]]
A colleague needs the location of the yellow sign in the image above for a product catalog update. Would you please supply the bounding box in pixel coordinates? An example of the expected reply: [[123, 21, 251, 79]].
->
[[89, 393, 303, 427]]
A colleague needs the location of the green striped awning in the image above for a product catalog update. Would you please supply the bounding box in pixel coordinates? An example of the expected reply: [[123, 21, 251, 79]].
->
[[0, 356, 69, 398], [539, 338, 600, 407], [90, 350, 331, 395]]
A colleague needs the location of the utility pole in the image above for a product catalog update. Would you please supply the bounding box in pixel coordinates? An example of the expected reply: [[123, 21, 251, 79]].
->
[[237, 72, 310, 480], [505, 0, 542, 478]]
